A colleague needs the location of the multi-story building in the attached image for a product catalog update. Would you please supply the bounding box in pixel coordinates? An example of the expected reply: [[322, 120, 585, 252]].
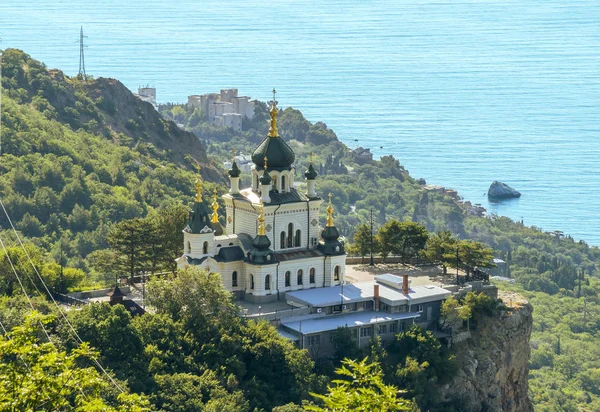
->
[[187, 88, 255, 131]]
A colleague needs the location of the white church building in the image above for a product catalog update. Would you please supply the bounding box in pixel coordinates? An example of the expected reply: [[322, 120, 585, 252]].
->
[[177, 97, 346, 303]]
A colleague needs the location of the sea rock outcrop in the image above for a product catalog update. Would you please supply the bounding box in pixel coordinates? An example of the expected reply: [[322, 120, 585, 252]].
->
[[439, 295, 534, 411], [488, 181, 521, 199]]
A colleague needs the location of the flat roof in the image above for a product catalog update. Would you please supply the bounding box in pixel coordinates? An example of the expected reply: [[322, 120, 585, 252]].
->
[[277, 328, 300, 341], [285, 281, 451, 307], [281, 311, 419, 335]]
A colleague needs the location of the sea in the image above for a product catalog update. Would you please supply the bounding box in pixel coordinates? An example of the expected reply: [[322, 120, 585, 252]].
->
[[1, 0, 598, 244]]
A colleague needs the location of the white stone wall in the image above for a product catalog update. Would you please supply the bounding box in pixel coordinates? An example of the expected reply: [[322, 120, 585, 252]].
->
[[183, 232, 215, 259]]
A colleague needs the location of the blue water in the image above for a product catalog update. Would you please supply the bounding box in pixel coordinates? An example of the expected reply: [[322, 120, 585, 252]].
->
[[1, 0, 599, 244]]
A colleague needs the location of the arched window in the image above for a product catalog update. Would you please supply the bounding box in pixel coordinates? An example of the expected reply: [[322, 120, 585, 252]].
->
[[334, 265, 341, 281], [265, 274, 271, 290], [287, 223, 293, 248], [309, 268, 315, 284], [281, 175, 286, 192], [186, 241, 191, 254], [232, 271, 238, 287], [272, 176, 278, 192], [285, 271, 291, 287], [280, 231, 286, 249], [297, 269, 303, 285], [295, 229, 301, 247], [202, 241, 208, 254], [250, 274, 254, 290], [254, 174, 259, 190]]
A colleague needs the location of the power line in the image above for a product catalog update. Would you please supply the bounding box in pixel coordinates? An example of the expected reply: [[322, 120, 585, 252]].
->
[[0, 198, 125, 393]]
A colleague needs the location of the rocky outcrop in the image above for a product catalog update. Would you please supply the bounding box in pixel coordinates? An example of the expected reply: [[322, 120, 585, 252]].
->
[[439, 297, 533, 411], [488, 181, 521, 199]]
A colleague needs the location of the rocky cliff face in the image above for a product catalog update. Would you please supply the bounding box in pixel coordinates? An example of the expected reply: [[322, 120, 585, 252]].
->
[[440, 295, 533, 412]]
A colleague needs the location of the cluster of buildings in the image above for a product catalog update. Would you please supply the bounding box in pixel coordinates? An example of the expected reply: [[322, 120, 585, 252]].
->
[[187, 88, 256, 131], [174, 95, 470, 358]]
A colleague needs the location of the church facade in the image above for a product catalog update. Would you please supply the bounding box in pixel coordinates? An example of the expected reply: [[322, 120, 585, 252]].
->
[[177, 97, 346, 303]]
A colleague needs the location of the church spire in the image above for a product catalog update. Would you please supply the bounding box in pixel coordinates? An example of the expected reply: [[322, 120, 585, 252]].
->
[[326, 193, 335, 227], [257, 201, 266, 236], [267, 88, 279, 138], [210, 188, 219, 223], [195, 165, 203, 203]]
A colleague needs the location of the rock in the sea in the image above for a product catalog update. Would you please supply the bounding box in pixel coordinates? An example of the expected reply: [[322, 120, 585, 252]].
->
[[416, 178, 426, 185], [488, 181, 521, 199]]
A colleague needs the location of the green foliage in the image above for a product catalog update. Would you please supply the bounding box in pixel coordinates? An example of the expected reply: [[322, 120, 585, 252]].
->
[[0, 49, 218, 291], [376, 220, 429, 263], [495, 280, 600, 410], [0, 312, 150, 411], [307, 358, 415, 411]]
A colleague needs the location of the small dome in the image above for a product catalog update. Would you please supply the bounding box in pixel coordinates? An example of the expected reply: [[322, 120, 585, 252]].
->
[[259, 169, 272, 185], [304, 163, 318, 180], [229, 161, 241, 178]]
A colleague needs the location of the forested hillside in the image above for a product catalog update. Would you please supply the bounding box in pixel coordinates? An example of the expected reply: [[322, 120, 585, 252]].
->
[[0, 49, 224, 287], [0, 49, 599, 409]]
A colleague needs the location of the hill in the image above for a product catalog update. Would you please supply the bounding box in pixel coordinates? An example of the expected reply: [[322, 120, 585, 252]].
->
[[0, 49, 223, 281]]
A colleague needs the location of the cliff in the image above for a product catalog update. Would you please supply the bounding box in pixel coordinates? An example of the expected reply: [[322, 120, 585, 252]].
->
[[440, 292, 534, 411]]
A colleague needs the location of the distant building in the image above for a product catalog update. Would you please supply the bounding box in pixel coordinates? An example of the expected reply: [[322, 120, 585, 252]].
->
[[135, 86, 157, 110], [223, 154, 253, 174], [187, 88, 255, 131]]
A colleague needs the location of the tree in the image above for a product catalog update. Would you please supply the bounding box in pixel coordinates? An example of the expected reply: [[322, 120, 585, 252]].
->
[[307, 358, 414, 411], [377, 220, 429, 263], [458, 239, 494, 275], [0, 312, 150, 411], [424, 230, 458, 275], [349, 223, 377, 263], [330, 326, 361, 363], [152, 204, 189, 273], [107, 218, 149, 283]]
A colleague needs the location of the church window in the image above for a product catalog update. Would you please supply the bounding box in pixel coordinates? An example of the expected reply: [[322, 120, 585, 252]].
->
[[281, 175, 286, 192], [203, 241, 209, 254], [280, 231, 286, 249], [272, 176, 278, 192], [309, 268, 315, 284], [334, 265, 341, 281], [186, 241, 191, 254], [265, 274, 271, 290], [287, 223, 293, 248], [297, 269, 303, 285], [295, 229, 301, 247], [232, 271, 238, 287], [250, 274, 254, 290], [285, 271, 291, 287]]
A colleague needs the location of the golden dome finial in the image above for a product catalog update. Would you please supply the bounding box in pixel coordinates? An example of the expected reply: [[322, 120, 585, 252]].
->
[[210, 188, 219, 223], [257, 201, 266, 236], [309, 151, 313, 164], [264, 156, 268, 170], [232, 147, 236, 162], [267, 89, 279, 138], [326, 193, 334, 227], [194, 164, 203, 202]]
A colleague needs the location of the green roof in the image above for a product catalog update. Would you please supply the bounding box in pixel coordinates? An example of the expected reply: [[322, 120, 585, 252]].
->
[[252, 136, 296, 171]]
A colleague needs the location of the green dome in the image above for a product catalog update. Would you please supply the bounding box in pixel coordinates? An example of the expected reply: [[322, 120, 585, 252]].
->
[[229, 160, 241, 178], [252, 137, 296, 171], [259, 169, 272, 185], [304, 163, 318, 180]]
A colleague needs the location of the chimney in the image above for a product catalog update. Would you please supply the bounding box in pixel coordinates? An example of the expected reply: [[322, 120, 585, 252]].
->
[[374, 284, 380, 312], [402, 274, 409, 295]]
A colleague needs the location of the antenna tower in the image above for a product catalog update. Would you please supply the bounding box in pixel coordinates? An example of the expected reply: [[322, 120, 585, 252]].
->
[[78, 26, 88, 80]]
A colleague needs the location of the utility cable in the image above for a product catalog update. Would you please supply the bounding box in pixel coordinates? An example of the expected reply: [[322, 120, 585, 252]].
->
[[0, 199, 125, 393]]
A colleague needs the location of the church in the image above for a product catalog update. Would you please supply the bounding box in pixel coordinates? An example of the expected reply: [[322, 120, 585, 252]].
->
[[176, 96, 346, 303]]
